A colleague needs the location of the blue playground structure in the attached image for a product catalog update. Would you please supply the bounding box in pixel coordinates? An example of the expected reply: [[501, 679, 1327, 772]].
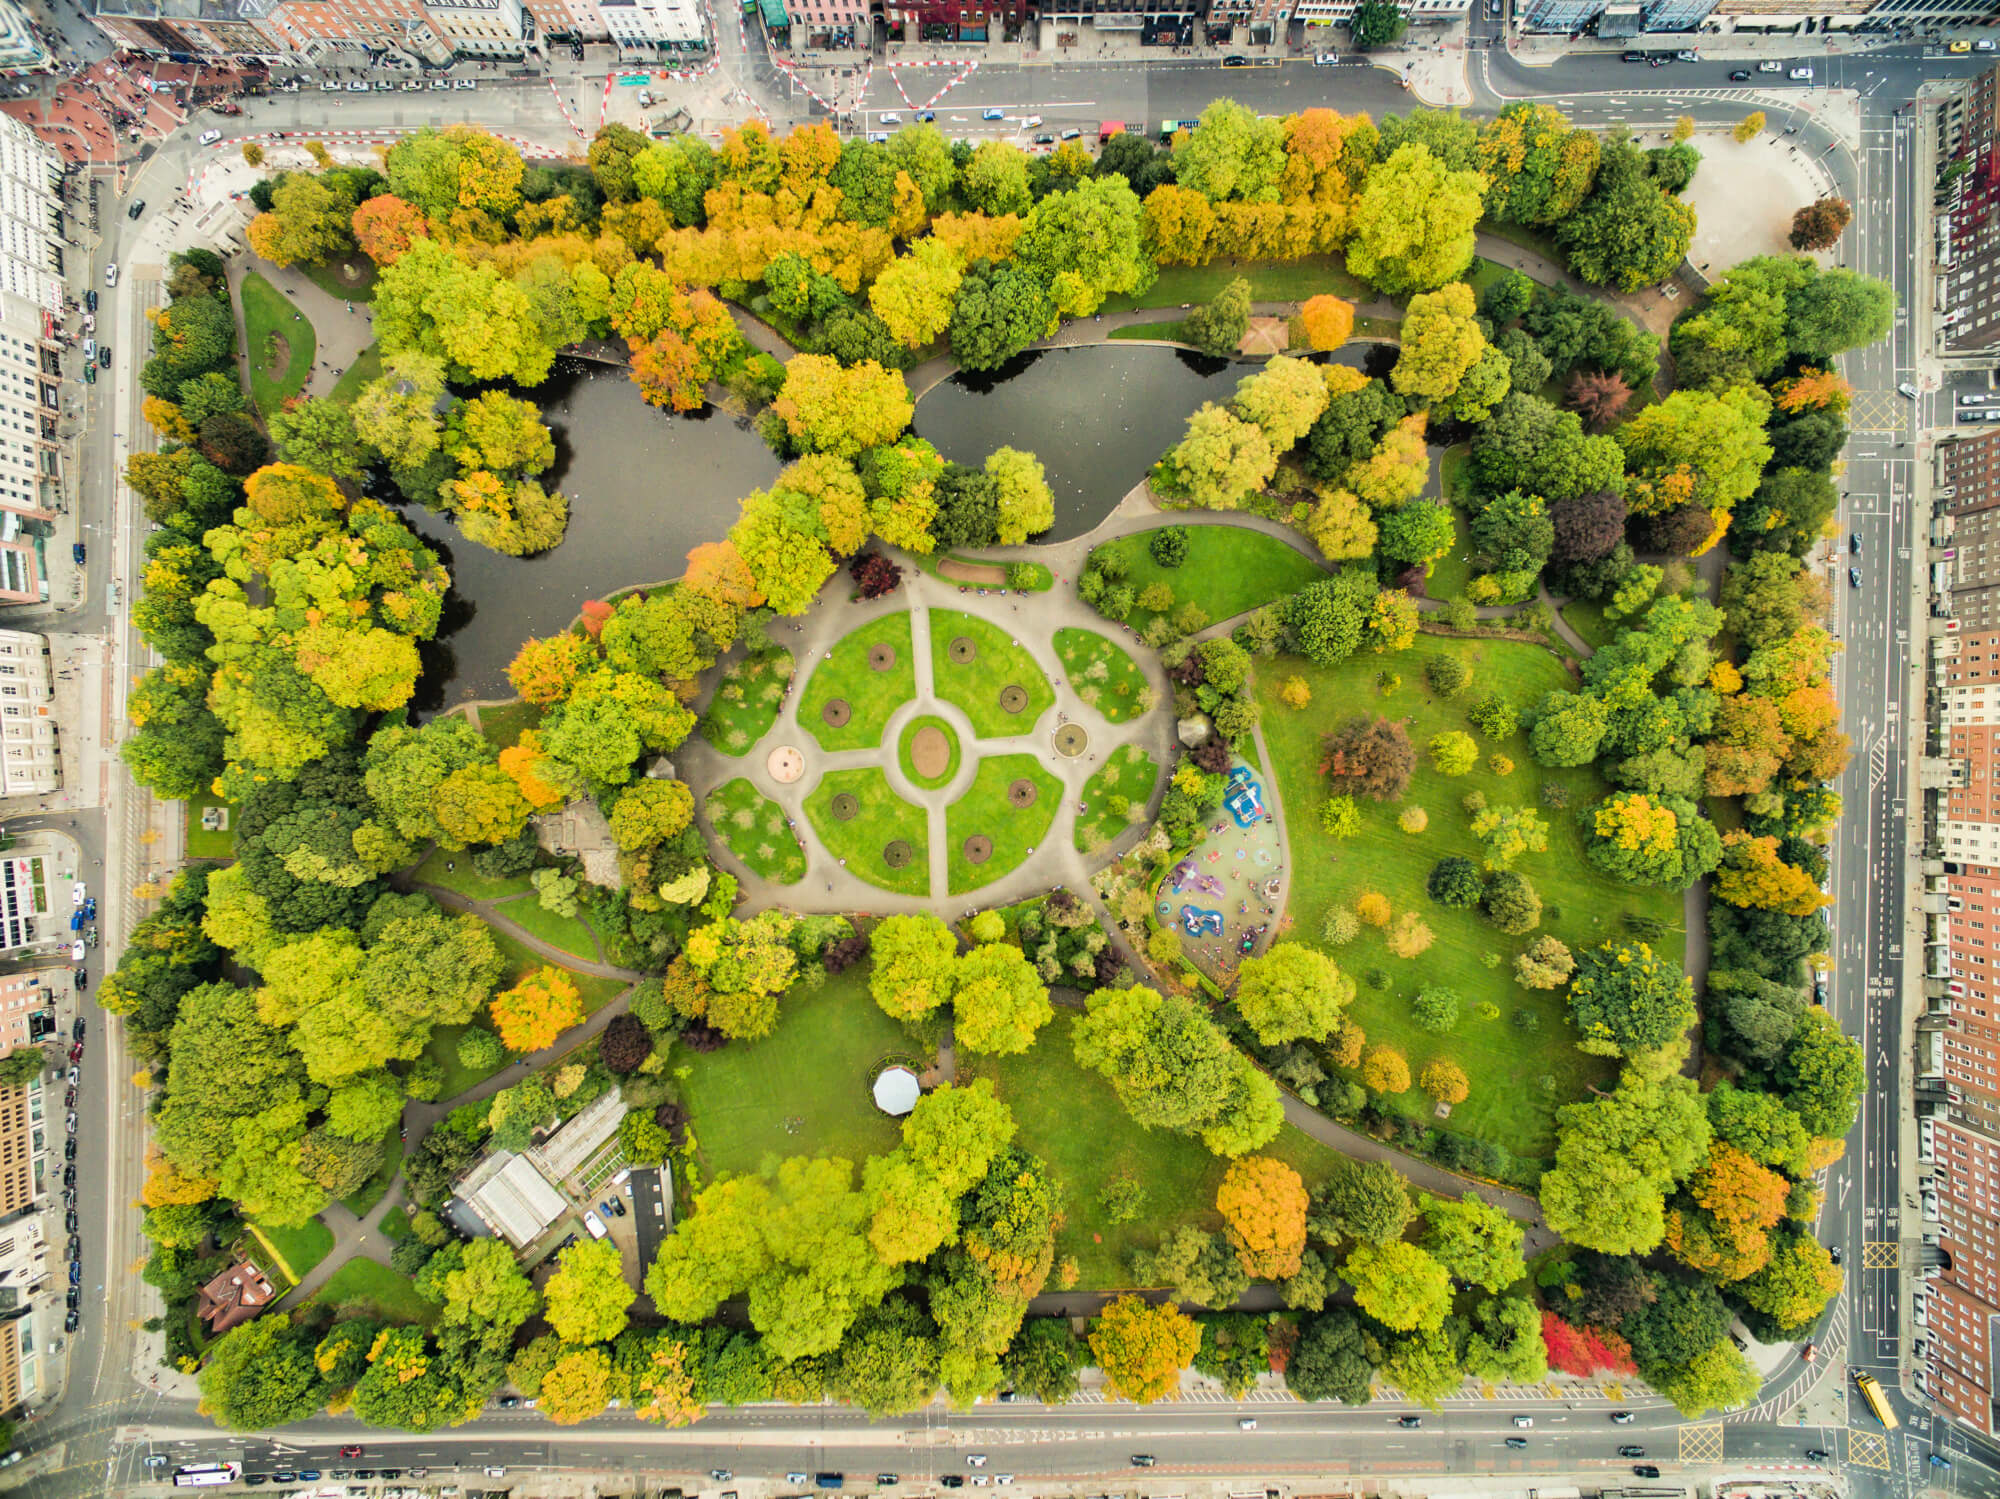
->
[[1180, 906, 1224, 939], [1225, 766, 1266, 829]]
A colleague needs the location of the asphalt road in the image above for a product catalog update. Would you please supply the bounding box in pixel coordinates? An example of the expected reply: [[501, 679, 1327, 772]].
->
[[3, 32, 1991, 1499]]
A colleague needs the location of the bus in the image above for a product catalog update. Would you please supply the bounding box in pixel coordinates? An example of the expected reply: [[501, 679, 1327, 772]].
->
[[173, 1463, 243, 1487], [1855, 1371, 1900, 1430]]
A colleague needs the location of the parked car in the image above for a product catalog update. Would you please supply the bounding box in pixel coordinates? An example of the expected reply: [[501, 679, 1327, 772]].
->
[[1790, 66, 1814, 79], [498, 1395, 521, 1408], [1059, 127, 1081, 140], [84, 289, 97, 312], [82, 364, 94, 385], [98, 346, 111, 369], [880, 112, 901, 124], [64, 1309, 77, 1331], [73, 1016, 86, 1040], [1621, 50, 1645, 60], [82, 338, 94, 361], [1221, 53, 1249, 65], [70, 543, 84, 565], [1758, 58, 1783, 71], [198, 129, 221, 145], [70, 941, 84, 962], [1633, 1466, 1661, 1479], [982, 108, 1005, 120], [72, 882, 86, 907], [1729, 68, 1751, 79], [1128, 1456, 1154, 1468]]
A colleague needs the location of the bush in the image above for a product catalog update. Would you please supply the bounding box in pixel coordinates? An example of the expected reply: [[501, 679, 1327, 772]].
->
[[1466, 693, 1519, 740], [1280, 676, 1312, 710], [1149, 526, 1190, 568], [1427, 730, 1479, 776], [970, 909, 1007, 943], [1489, 753, 1515, 776], [1482, 870, 1543, 935], [1419, 1058, 1470, 1105], [1329, 1017, 1365, 1067], [1427, 856, 1483, 909], [1397, 806, 1428, 834], [1320, 795, 1360, 838], [1510, 1006, 1543, 1033], [1439, 597, 1478, 630], [457, 1028, 505, 1070], [1364, 967, 1391, 990], [1412, 986, 1461, 1034], [1385, 911, 1434, 958], [1354, 891, 1392, 927], [1426, 654, 1471, 699], [1513, 934, 1574, 990], [1462, 790, 1488, 817], [1322, 907, 1361, 946]]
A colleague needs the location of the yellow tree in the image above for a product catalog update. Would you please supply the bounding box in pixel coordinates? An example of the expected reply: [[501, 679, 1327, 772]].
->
[[1215, 1156, 1308, 1279], [1391, 283, 1486, 406], [489, 965, 585, 1054], [1298, 294, 1355, 351], [1089, 1295, 1201, 1404], [868, 241, 964, 351]]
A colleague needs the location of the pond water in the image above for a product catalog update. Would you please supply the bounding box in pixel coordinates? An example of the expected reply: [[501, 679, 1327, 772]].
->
[[407, 342, 1387, 706], [402, 358, 782, 709], [912, 342, 1381, 543]]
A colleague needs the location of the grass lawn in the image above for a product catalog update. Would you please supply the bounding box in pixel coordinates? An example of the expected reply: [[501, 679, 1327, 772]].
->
[[422, 1020, 509, 1102], [247, 1217, 333, 1284], [1108, 318, 1191, 345], [1098, 255, 1366, 313], [924, 553, 1055, 591], [410, 845, 532, 902], [379, 1205, 412, 1243], [491, 894, 602, 964], [238, 270, 315, 415], [303, 253, 379, 304], [1423, 505, 1476, 604], [699, 649, 795, 756], [1054, 628, 1151, 725], [475, 699, 542, 753], [677, 965, 910, 1179], [961, 1012, 1347, 1288], [944, 753, 1061, 895], [486, 928, 628, 1014], [308, 1257, 439, 1326], [897, 714, 962, 791], [1559, 598, 1616, 653], [805, 767, 931, 897], [1256, 633, 1683, 1161], [340, 1130, 403, 1217], [798, 613, 915, 753], [705, 777, 808, 885], [1089, 525, 1325, 632], [328, 341, 382, 405], [927, 609, 1055, 738], [184, 794, 236, 860], [1074, 745, 1159, 854]]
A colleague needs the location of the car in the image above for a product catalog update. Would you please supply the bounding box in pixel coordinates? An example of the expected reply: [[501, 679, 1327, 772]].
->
[[1610, 1411, 1634, 1424], [1800, 1341, 1819, 1363], [298, 1471, 321, 1482], [1950, 38, 1973, 51], [1505, 1438, 1528, 1450], [1314, 52, 1339, 64], [1806, 1449, 1830, 1461], [145, 1456, 169, 1468], [1829, 1245, 1842, 1264], [1649, 56, 1669, 65], [1020, 115, 1042, 128], [339, 1447, 362, 1459], [82, 364, 94, 385], [1900, 381, 1919, 399], [880, 112, 902, 125], [1238, 1418, 1257, 1430], [273, 1472, 298, 1484], [403, 80, 423, 91], [1398, 1415, 1423, 1428], [1932, 1454, 1955, 1468], [485, 1468, 508, 1478], [71, 542, 84, 565], [73, 970, 87, 991], [1060, 127, 1081, 140], [98, 346, 110, 369], [1033, 135, 1055, 146], [1618, 1446, 1646, 1458], [877, 1475, 900, 1485], [1622, 51, 1646, 61], [374, 80, 395, 90], [66, 1066, 79, 1085], [84, 289, 97, 313], [63, 1309, 77, 1331], [454, 78, 476, 90], [1633, 1466, 1661, 1479], [1850, 567, 1861, 587], [583, 1210, 607, 1238], [71, 882, 86, 907], [1129, 1456, 1155, 1468], [967, 1455, 989, 1467], [1488, 0, 1501, 12], [1512, 1415, 1533, 1428], [498, 1395, 521, 1407], [1980, 38, 1997, 50], [789, 1475, 810, 1485], [1850, 533, 1861, 553], [354, 1470, 377, 1479], [64, 1138, 75, 1159], [82, 338, 94, 362], [66, 1287, 79, 1308], [70, 941, 84, 962], [983, 108, 1005, 120], [1790, 66, 1814, 79], [1675, 48, 1699, 59], [1730, 68, 1752, 80], [346, 81, 369, 92], [997, 1390, 1017, 1402], [68, 1262, 80, 1287], [867, 133, 890, 144], [65, 1086, 75, 1107], [104, 264, 118, 287], [83, 898, 95, 920], [612, 1196, 627, 1217], [1222, 54, 1249, 65], [198, 129, 222, 145], [432, 78, 450, 89], [329, 1469, 351, 1480], [711, 1470, 734, 1481], [941, 1479, 964, 1490], [970, 1478, 991, 1487], [995, 1478, 1013, 1486]]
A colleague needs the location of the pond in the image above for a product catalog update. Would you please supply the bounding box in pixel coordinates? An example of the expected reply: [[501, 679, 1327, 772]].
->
[[912, 342, 1381, 543], [406, 342, 1387, 706], [402, 358, 782, 709]]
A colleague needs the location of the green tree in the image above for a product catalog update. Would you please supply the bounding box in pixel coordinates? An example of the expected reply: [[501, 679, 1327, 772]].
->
[[1418, 1192, 1525, 1293], [1286, 1308, 1375, 1403], [1540, 1071, 1710, 1254], [543, 1238, 634, 1345], [832, 1299, 941, 1416], [1233, 942, 1353, 1046], [1349, 0, 1408, 46], [1650, 1338, 1761, 1417], [1392, 282, 1488, 406], [986, 446, 1055, 545], [1186, 277, 1252, 357], [1556, 139, 1696, 292], [198, 1318, 324, 1430], [1175, 100, 1286, 202], [1072, 985, 1283, 1156], [1777, 1007, 1864, 1138], [1566, 940, 1697, 1058], [1309, 1158, 1414, 1245], [1345, 144, 1488, 295], [1341, 1240, 1452, 1331], [268, 397, 366, 479], [1014, 174, 1154, 317], [954, 942, 1054, 1056], [869, 912, 959, 1022]]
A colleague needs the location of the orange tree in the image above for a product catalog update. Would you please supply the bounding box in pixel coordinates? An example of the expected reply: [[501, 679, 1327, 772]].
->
[[1215, 1155, 1308, 1279], [489, 965, 585, 1054], [1088, 1295, 1201, 1404]]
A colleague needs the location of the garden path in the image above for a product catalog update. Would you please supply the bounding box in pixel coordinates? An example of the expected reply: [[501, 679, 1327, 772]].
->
[[269, 1183, 406, 1314], [228, 248, 375, 400]]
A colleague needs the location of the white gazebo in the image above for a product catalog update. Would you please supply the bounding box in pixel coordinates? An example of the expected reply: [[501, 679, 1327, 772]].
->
[[872, 1065, 921, 1117]]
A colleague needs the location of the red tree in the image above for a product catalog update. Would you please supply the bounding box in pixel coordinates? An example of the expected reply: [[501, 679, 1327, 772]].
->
[[1541, 1311, 1638, 1377]]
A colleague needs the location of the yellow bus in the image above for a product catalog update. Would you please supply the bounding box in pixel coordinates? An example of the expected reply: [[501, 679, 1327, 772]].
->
[[1855, 1371, 1901, 1430]]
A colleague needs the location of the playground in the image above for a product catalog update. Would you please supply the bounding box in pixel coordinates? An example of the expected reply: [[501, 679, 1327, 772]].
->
[[1158, 760, 1284, 984]]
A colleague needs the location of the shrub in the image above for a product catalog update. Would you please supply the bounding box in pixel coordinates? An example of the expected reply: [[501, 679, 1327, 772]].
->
[[1398, 806, 1429, 834], [1321, 796, 1361, 838], [1488, 753, 1515, 776], [457, 1028, 504, 1070], [1439, 597, 1478, 630], [1466, 693, 1519, 739], [1476, 1000, 1501, 1020], [1149, 526, 1190, 568], [1412, 986, 1461, 1034], [970, 910, 1007, 943], [1354, 891, 1392, 927], [1364, 967, 1390, 990], [1385, 911, 1434, 958], [1426, 857, 1483, 909], [1099, 1172, 1148, 1225], [1322, 716, 1416, 802], [1418, 1059, 1470, 1106], [1482, 870, 1543, 935], [1513, 934, 1574, 990], [1322, 907, 1361, 946], [1427, 730, 1479, 776], [1510, 1006, 1543, 1033], [1007, 562, 1041, 589], [1426, 654, 1471, 699], [1462, 790, 1488, 817], [1361, 1044, 1410, 1093], [1280, 676, 1313, 710]]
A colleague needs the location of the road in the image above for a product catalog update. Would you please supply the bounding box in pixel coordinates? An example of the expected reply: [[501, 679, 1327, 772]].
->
[[1, 28, 1988, 1499]]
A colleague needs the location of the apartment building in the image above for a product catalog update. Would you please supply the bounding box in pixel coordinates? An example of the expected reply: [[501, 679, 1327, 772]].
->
[[87, 0, 287, 59], [0, 1076, 39, 1219], [0, 630, 58, 797], [0, 970, 53, 1061], [243, 0, 452, 65], [1917, 1114, 2000, 1435], [1295, 0, 1463, 28], [422, 0, 529, 56], [875, 0, 1026, 43]]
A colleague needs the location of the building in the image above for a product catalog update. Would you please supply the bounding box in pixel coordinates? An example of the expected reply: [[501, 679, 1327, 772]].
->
[[0, 851, 59, 957], [1931, 433, 2000, 629], [0, 2, 56, 73], [1936, 64, 2000, 356], [0, 1215, 48, 1314], [455, 1149, 567, 1249], [1295, 0, 1463, 28], [1028, 0, 1200, 46], [1917, 1114, 2000, 1436], [86, 0, 288, 59], [422, 0, 529, 56], [195, 1256, 277, 1334], [1204, 0, 1290, 44], [0, 1077, 39, 1219], [0, 631, 57, 796], [243, 0, 450, 65], [875, 0, 1024, 43], [595, 0, 703, 50], [0, 117, 69, 607], [528, 0, 609, 44], [528, 1087, 623, 1185], [0, 970, 54, 1061]]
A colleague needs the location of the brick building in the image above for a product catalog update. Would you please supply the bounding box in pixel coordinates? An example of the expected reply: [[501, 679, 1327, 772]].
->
[[1918, 1115, 2000, 1435], [0, 969, 52, 1061], [0, 1076, 38, 1219], [195, 1256, 277, 1334]]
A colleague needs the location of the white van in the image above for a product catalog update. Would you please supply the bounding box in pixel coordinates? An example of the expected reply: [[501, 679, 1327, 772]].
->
[[583, 1210, 608, 1239]]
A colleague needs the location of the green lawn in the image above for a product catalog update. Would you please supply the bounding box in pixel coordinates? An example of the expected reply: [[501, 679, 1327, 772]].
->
[[421, 1020, 509, 1103], [1559, 599, 1616, 653], [1074, 745, 1159, 854], [1054, 628, 1152, 725], [184, 794, 236, 860], [699, 649, 795, 756], [308, 1257, 439, 1326], [328, 341, 382, 405], [1256, 633, 1684, 1160], [491, 894, 602, 964], [805, 767, 931, 897], [961, 1012, 1346, 1288], [1423, 505, 1476, 605], [798, 613, 916, 752], [927, 609, 1055, 738], [677, 966, 911, 1179], [1089, 525, 1325, 631], [238, 269, 315, 415], [475, 699, 542, 753], [379, 1205, 412, 1243], [1107, 318, 1192, 345], [897, 714, 962, 791], [705, 777, 808, 885], [485, 927, 628, 1014], [247, 1217, 333, 1285], [303, 253, 379, 304], [944, 753, 1061, 895], [340, 1130, 403, 1217], [1098, 255, 1366, 313], [410, 845, 532, 902]]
